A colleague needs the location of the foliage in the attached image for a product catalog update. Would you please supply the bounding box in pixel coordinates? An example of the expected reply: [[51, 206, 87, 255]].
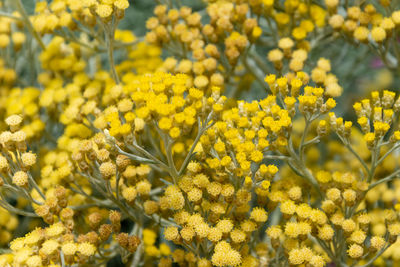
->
[[0, 0, 399, 266]]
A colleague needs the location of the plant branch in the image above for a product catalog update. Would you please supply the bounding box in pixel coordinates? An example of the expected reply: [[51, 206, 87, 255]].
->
[[15, 0, 46, 50]]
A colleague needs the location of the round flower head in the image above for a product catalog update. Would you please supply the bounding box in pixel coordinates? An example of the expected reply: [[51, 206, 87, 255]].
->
[[329, 15, 344, 29], [288, 248, 304, 264], [12, 130, 27, 142], [0, 156, 9, 171], [136, 180, 151, 195], [285, 222, 300, 238], [370, 236, 385, 250], [348, 244, 363, 258], [325, 0, 339, 8], [211, 242, 241, 267], [0, 131, 12, 145], [99, 162, 116, 178], [164, 226, 179, 241], [187, 187, 202, 202], [230, 229, 246, 243], [21, 152, 37, 167], [216, 219, 233, 234], [326, 188, 341, 202], [278, 37, 294, 50], [318, 225, 334, 241], [354, 26, 369, 42], [180, 227, 195, 242], [96, 4, 113, 18], [388, 223, 400, 236], [26, 255, 42, 267], [358, 213, 371, 225], [12, 171, 29, 187], [46, 222, 65, 237], [195, 223, 210, 238], [10, 237, 25, 251], [5, 114, 22, 131], [371, 27, 386, 42], [349, 230, 366, 244], [343, 189, 357, 204], [309, 255, 325, 267], [24, 229, 43, 246], [342, 219, 356, 233], [288, 186, 302, 200], [122, 187, 137, 202], [266, 225, 282, 239], [207, 227, 222, 242], [78, 242, 96, 257], [61, 242, 77, 256], [268, 49, 283, 62], [250, 207, 268, 223], [114, 0, 129, 10], [41, 239, 59, 255], [280, 200, 296, 215]]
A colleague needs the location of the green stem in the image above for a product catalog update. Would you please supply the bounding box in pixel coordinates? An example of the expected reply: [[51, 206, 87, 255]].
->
[[299, 118, 311, 163], [107, 29, 120, 84], [165, 137, 179, 182], [368, 169, 400, 191], [0, 197, 38, 217], [376, 144, 399, 166], [286, 136, 322, 197], [117, 144, 168, 171], [54, 30, 102, 52], [356, 244, 391, 267], [367, 140, 381, 183], [243, 55, 270, 92], [263, 154, 290, 160], [27, 172, 46, 200], [312, 237, 337, 264], [178, 114, 213, 176], [338, 135, 370, 175], [105, 180, 137, 222], [60, 251, 66, 267], [15, 0, 46, 50]]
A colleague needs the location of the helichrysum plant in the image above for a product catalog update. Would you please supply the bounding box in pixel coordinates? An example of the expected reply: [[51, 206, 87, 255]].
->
[[0, 0, 400, 266]]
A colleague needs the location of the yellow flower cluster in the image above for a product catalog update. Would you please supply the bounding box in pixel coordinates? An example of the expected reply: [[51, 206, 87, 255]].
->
[[145, 0, 331, 99], [7, 222, 98, 266], [32, 0, 128, 34], [328, 2, 399, 43], [0, 0, 400, 266], [326, 0, 400, 70]]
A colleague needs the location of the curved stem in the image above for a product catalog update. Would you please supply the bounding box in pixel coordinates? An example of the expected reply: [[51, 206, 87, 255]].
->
[[107, 29, 120, 84], [338, 135, 370, 176], [368, 169, 400, 191], [165, 136, 178, 181], [356, 244, 391, 267], [28, 172, 46, 200], [299, 118, 311, 163], [178, 113, 213, 176], [0, 198, 38, 217], [376, 144, 399, 166], [101, 18, 120, 84], [15, 0, 46, 50], [286, 136, 322, 198]]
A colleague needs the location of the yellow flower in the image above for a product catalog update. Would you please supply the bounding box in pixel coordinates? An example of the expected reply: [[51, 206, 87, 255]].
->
[[96, 4, 113, 18]]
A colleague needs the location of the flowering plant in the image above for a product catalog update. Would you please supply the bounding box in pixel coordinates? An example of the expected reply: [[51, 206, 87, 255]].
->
[[0, 0, 399, 266]]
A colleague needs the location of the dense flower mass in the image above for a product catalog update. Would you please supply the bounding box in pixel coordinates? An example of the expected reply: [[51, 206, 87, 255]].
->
[[0, 0, 399, 266]]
